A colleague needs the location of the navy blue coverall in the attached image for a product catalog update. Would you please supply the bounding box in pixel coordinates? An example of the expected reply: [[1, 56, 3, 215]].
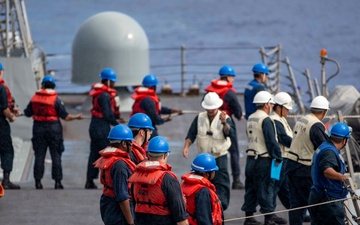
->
[[222, 90, 243, 182], [0, 84, 15, 174], [244, 79, 265, 120], [100, 160, 134, 225], [87, 92, 118, 181], [185, 115, 235, 210], [24, 98, 69, 181], [139, 97, 172, 138], [286, 122, 328, 225], [273, 119, 292, 209]]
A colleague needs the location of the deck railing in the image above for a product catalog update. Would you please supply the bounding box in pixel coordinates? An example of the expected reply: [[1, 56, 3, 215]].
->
[[149, 44, 282, 96]]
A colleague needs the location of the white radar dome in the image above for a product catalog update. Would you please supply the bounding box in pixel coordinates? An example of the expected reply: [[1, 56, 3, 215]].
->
[[71, 11, 149, 86]]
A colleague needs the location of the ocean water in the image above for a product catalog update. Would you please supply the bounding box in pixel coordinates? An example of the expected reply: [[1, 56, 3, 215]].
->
[[25, 0, 360, 97]]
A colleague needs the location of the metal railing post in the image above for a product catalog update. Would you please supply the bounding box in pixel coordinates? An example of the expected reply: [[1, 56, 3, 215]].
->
[[283, 57, 305, 114], [180, 44, 186, 96], [276, 43, 282, 91], [5, 0, 10, 57], [303, 69, 315, 100]]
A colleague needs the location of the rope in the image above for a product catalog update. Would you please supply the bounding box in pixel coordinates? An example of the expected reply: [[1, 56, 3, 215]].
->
[[224, 195, 360, 222], [287, 114, 360, 119]]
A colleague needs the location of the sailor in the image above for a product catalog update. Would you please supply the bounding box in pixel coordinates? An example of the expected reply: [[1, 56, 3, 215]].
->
[[24, 75, 83, 189], [204, 65, 244, 190], [286, 95, 329, 225], [94, 124, 136, 225], [181, 153, 223, 225], [85, 68, 123, 189], [131, 74, 182, 138], [244, 63, 269, 120], [269, 92, 293, 210], [129, 136, 189, 225], [182, 92, 233, 210], [309, 122, 351, 225], [309, 122, 350, 225], [127, 113, 154, 164], [0, 62, 21, 189], [241, 91, 285, 225]]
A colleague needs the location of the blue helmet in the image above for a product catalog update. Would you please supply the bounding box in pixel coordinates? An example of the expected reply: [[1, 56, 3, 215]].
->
[[219, 65, 236, 77], [142, 74, 158, 87], [0, 62, 3, 70], [108, 124, 134, 141], [42, 75, 56, 85], [100, 68, 117, 82], [191, 153, 219, 172], [330, 122, 351, 139], [252, 63, 269, 75], [128, 113, 154, 130], [147, 136, 170, 153]]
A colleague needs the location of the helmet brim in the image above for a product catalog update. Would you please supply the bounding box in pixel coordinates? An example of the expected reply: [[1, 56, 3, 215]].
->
[[201, 99, 223, 110]]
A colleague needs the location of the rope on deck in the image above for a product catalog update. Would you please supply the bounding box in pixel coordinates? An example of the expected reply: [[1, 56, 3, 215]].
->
[[287, 114, 360, 119], [224, 195, 359, 222]]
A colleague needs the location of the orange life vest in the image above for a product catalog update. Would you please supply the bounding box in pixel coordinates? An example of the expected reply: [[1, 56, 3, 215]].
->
[[204, 79, 236, 116], [94, 147, 136, 198], [89, 82, 120, 118], [30, 89, 59, 122], [131, 87, 160, 116], [181, 173, 223, 225], [131, 141, 148, 164], [128, 160, 177, 215], [0, 79, 15, 111], [0, 183, 4, 198]]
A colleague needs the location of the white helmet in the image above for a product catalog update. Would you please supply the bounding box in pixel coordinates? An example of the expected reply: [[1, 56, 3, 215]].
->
[[274, 92, 293, 110], [310, 95, 330, 110], [202, 92, 223, 110], [253, 91, 275, 104]]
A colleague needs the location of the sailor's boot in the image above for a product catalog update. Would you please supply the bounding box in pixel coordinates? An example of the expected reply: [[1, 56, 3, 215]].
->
[[35, 179, 43, 189], [85, 179, 97, 189], [54, 180, 64, 189], [264, 215, 277, 225], [232, 176, 244, 189], [2, 172, 20, 189]]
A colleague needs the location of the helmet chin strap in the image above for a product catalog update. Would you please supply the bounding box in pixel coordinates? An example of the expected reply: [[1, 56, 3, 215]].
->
[[341, 138, 348, 150], [280, 105, 283, 117], [142, 129, 147, 147]]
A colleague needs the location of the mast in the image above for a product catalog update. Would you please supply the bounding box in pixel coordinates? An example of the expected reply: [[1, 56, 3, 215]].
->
[[0, 0, 33, 57]]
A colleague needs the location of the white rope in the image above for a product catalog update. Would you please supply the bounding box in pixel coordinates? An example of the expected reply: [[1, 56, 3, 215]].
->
[[287, 114, 360, 119], [224, 195, 359, 222]]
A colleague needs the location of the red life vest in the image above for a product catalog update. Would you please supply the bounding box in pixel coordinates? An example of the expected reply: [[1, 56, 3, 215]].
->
[[128, 160, 178, 215], [89, 83, 120, 118], [0, 79, 15, 111], [94, 147, 136, 198], [30, 89, 59, 122], [204, 79, 236, 116], [181, 173, 223, 225], [131, 141, 148, 164], [131, 87, 160, 116]]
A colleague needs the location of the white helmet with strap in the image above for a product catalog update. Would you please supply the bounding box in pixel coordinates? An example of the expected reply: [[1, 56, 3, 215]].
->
[[253, 91, 275, 104], [274, 92, 293, 110], [310, 95, 330, 110]]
